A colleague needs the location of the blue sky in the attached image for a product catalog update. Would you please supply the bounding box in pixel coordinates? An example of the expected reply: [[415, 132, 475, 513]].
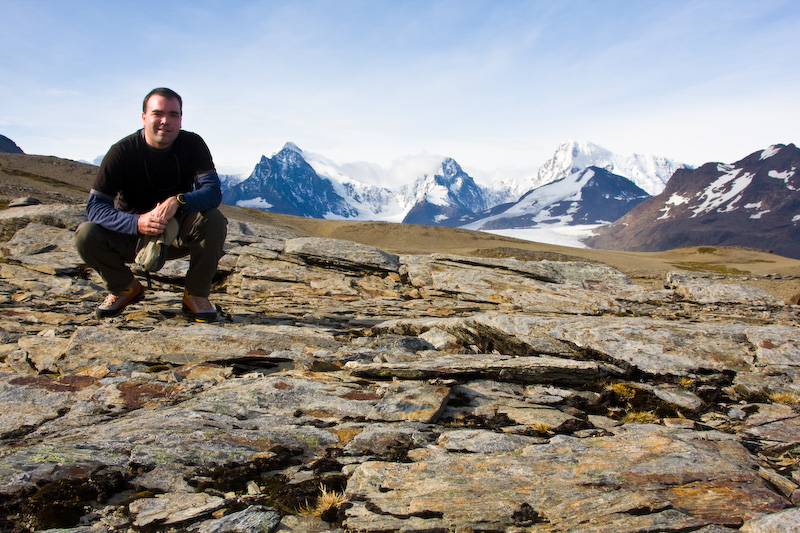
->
[[2, 0, 798, 182]]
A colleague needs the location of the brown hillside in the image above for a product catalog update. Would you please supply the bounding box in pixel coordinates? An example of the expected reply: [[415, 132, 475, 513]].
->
[[3, 152, 800, 302]]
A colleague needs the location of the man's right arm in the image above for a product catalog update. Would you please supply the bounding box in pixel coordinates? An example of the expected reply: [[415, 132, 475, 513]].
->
[[86, 191, 140, 235]]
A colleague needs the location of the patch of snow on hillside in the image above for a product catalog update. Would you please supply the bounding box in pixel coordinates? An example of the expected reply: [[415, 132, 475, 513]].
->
[[483, 223, 604, 248], [237, 197, 273, 209], [749, 209, 770, 219], [760, 145, 782, 160], [426, 184, 451, 206], [769, 168, 797, 190], [691, 169, 753, 217], [460, 169, 592, 230], [657, 193, 690, 220]]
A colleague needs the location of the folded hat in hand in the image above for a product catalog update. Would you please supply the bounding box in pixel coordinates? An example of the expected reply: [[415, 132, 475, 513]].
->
[[135, 218, 179, 272]]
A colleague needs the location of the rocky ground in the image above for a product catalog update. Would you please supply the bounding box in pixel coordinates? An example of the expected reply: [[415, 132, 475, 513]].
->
[[0, 202, 798, 532]]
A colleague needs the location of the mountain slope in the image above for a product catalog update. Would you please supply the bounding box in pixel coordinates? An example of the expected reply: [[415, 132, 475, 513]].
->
[[586, 144, 800, 259], [461, 167, 650, 231]]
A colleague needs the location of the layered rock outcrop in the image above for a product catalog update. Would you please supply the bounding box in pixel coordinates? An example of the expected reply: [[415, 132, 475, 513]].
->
[[0, 204, 798, 532]]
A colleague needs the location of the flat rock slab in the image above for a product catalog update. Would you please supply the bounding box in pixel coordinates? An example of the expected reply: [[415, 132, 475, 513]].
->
[[188, 504, 282, 533], [44, 324, 344, 373], [129, 492, 225, 527], [375, 313, 800, 382], [345, 424, 789, 532], [0, 371, 99, 438], [348, 352, 620, 386], [284, 237, 400, 273]]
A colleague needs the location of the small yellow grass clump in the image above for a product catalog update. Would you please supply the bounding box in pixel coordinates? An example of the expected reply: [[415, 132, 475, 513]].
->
[[606, 382, 637, 400], [532, 423, 554, 435], [300, 484, 347, 517], [769, 391, 799, 406], [622, 411, 658, 424]]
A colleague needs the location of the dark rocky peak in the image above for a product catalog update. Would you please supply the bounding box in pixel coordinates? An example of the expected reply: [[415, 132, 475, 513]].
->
[[0, 134, 23, 154]]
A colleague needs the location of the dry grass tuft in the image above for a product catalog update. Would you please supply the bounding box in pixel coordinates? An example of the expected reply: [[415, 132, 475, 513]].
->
[[622, 411, 658, 424], [769, 391, 799, 406], [299, 484, 347, 517], [531, 423, 554, 435], [606, 382, 637, 400]]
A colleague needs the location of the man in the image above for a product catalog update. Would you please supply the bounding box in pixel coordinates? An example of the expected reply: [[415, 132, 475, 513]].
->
[[74, 87, 227, 322]]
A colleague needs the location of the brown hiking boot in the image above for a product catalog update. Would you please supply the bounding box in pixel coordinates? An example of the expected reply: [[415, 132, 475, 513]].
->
[[182, 294, 217, 322], [96, 278, 144, 318]]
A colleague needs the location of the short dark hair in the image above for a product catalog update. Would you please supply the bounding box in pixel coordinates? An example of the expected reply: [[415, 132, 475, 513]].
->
[[143, 87, 183, 114]]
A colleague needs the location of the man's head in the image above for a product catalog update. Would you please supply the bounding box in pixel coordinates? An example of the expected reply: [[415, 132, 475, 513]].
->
[[142, 88, 183, 149]]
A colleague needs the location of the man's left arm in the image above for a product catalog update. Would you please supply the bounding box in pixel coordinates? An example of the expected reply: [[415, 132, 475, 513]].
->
[[149, 170, 222, 224], [180, 170, 222, 212]]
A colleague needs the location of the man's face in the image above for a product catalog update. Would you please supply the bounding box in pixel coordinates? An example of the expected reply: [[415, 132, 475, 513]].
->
[[142, 95, 182, 149]]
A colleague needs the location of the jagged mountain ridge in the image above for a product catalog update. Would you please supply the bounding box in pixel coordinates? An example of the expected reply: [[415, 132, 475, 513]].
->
[[222, 143, 405, 220], [586, 143, 800, 259], [400, 158, 491, 226], [221, 141, 681, 229], [534, 140, 688, 196], [460, 166, 651, 231], [222, 143, 364, 219]]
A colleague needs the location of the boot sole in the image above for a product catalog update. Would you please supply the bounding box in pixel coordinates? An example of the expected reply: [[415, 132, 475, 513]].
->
[[181, 303, 217, 323]]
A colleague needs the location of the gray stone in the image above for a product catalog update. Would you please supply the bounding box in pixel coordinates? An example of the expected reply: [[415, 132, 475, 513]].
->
[[348, 352, 620, 386], [667, 271, 786, 306], [7, 196, 41, 207], [437, 429, 543, 453], [284, 237, 400, 273], [344, 425, 787, 532], [129, 492, 226, 527], [740, 507, 800, 532], [188, 505, 281, 533]]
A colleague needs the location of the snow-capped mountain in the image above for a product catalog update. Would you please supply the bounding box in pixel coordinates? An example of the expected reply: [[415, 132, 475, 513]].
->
[[222, 143, 359, 218], [221, 144, 505, 223], [221, 143, 400, 219], [220, 140, 684, 239], [587, 144, 800, 259], [460, 167, 650, 231], [400, 158, 492, 226], [534, 140, 688, 195]]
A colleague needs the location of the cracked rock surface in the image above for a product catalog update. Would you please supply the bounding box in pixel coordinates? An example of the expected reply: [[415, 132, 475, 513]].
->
[[0, 204, 799, 532]]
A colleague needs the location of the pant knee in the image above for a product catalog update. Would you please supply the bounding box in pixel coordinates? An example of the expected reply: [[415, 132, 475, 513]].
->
[[73, 221, 100, 258], [193, 208, 228, 246]]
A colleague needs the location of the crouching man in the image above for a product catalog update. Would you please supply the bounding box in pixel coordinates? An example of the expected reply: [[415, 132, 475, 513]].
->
[[74, 87, 227, 322]]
